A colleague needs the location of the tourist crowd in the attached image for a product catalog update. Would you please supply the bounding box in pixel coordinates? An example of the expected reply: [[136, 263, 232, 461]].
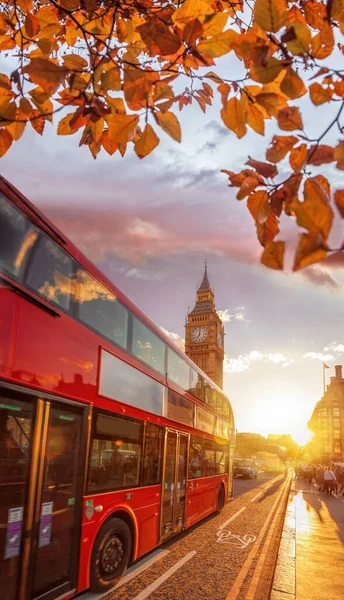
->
[[294, 463, 344, 496]]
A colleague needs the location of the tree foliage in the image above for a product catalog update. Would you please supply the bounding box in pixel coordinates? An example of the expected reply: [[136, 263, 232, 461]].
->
[[0, 0, 343, 269]]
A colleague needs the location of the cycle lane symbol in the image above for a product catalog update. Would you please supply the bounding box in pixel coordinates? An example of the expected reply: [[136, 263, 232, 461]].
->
[[216, 529, 256, 549]]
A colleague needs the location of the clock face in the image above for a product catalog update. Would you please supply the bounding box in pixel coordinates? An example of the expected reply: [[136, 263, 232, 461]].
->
[[191, 326, 208, 343], [217, 330, 223, 347]]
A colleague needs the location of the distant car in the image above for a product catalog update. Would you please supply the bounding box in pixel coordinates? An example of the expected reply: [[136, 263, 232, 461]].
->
[[234, 459, 258, 479]]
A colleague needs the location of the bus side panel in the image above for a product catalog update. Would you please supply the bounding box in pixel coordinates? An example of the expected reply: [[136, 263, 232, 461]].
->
[[77, 485, 161, 593], [11, 298, 98, 397], [186, 475, 225, 527], [0, 283, 17, 378]]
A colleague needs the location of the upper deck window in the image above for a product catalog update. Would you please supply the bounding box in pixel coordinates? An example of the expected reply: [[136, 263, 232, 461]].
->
[[0, 192, 38, 279], [132, 317, 165, 375], [167, 348, 190, 390], [76, 269, 128, 349], [26, 235, 74, 311]]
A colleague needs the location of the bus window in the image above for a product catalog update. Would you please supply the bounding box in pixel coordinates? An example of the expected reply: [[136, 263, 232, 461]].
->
[[132, 318, 165, 375], [215, 440, 229, 474], [76, 269, 128, 349], [0, 192, 38, 279], [167, 390, 195, 428], [87, 412, 143, 492], [167, 348, 190, 390], [26, 235, 75, 311], [189, 369, 204, 402], [142, 423, 164, 486]]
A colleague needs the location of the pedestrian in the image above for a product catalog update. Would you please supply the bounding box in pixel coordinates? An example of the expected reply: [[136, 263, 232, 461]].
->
[[324, 466, 336, 495], [316, 465, 325, 492]]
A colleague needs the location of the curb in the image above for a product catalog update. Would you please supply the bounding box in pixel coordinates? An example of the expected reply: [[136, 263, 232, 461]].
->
[[269, 482, 296, 600]]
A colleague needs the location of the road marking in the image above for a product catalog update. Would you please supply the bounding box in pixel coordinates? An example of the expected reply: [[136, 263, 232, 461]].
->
[[250, 492, 262, 502], [218, 507, 247, 531], [131, 551, 196, 600], [216, 530, 256, 548], [80, 549, 169, 600], [225, 476, 290, 600]]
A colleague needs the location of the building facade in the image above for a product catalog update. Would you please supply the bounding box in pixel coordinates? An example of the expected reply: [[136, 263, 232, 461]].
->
[[184, 263, 224, 389], [308, 365, 344, 462]]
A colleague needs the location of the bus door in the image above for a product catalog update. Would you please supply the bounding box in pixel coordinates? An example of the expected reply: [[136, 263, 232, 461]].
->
[[0, 390, 88, 600], [160, 429, 188, 540]]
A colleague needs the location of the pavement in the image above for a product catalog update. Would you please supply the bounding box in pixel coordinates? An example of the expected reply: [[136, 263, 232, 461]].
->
[[270, 475, 344, 600]]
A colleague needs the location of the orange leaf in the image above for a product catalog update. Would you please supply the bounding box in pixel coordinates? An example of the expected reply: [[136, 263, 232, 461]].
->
[[304, 1, 327, 29], [309, 82, 332, 105], [58, 113, 79, 135], [247, 190, 269, 223], [311, 25, 334, 59], [102, 129, 118, 156], [221, 97, 246, 139], [197, 30, 238, 58], [155, 111, 181, 142], [137, 21, 182, 56], [0, 128, 12, 157], [280, 67, 307, 99], [293, 233, 327, 271], [256, 211, 280, 247], [63, 54, 88, 71], [255, 93, 287, 118], [293, 177, 333, 240], [246, 103, 265, 136], [266, 135, 298, 163], [7, 117, 26, 141], [30, 110, 45, 135], [334, 190, 344, 217], [277, 106, 303, 131], [334, 141, 344, 170], [236, 177, 259, 200], [246, 158, 278, 178], [283, 23, 311, 55], [172, 0, 214, 29], [105, 113, 139, 144], [254, 0, 287, 32], [307, 145, 334, 166], [134, 123, 160, 159], [183, 19, 203, 45], [289, 143, 308, 172], [261, 241, 285, 270], [249, 57, 285, 84], [23, 58, 67, 94]]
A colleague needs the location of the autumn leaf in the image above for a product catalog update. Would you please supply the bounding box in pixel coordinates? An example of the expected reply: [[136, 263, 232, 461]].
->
[[334, 141, 344, 170], [134, 123, 160, 159], [63, 54, 88, 71], [246, 158, 278, 178], [58, 112, 83, 135], [292, 177, 333, 240], [183, 19, 203, 45], [236, 177, 259, 200], [105, 114, 139, 144], [172, 0, 214, 29], [197, 30, 238, 57], [155, 111, 181, 142], [311, 25, 334, 59], [284, 23, 311, 55], [137, 21, 182, 56], [30, 110, 45, 135], [261, 241, 285, 270], [280, 67, 307, 99], [0, 127, 12, 157], [246, 103, 265, 135], [221, 97, 246, 138], [334, 190, 344, 217], [304, 1, 327, 29], [266, 135, 298, 163], [289, 143, 308, 172], [23, 58, 67, 94], [254, 0, 287, 32], [102, 129, 118, 156], [277, 106, 303, 131], [293, 233, 327, 271], [249, 57, 285, 84], [247, 190, 269, 223], [307, 145, 334, 166], [309, 83, 332, 105], [255, 93, 287, 118], [256, 211, 280, 247]]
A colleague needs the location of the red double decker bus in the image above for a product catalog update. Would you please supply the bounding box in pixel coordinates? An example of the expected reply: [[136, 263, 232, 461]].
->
[[0, 175, 235, 600]]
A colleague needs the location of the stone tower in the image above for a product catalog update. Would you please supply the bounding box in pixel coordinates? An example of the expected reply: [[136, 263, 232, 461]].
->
[[185, 262, 224, 389]]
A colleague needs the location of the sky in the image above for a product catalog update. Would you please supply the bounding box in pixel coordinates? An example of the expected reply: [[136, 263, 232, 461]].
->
[[1, 52, 344, 447]]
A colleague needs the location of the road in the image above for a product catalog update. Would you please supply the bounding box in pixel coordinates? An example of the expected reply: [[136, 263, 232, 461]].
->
[[83, 471, 290, 600]]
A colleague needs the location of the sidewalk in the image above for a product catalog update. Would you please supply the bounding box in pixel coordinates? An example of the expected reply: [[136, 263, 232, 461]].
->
[[270, 476, 344, 600]]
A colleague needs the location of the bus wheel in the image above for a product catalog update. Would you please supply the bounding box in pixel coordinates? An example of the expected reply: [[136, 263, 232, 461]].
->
[[217, 485, 225, 512], [90, 517, 132, 593]]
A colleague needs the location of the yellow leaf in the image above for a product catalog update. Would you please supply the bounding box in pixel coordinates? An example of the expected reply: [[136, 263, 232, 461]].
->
[[106, 96, 125, 114], [277, 106, 303, 131], [134, 123, 160, 159], [155, 111, 181, 142], [247, 190, 269, 223], [63, 54, 88, 71], [7, 116, 26, 141], [289, 143, 308, 172], [334, 190, 344, 217], [280, 67, 307, 99], [91, 118, 104, 144], [0, 128, 12, 157], [293, 233, 327, 271], [261, 241, 285, 270], [249, 57, 285, 84], [254, 0, 287, 32], [23, 58, 67, 94], [221, 97, 246, 139], [202, 12, 228, 36], [334, 141, 344, 170], [309, 82, 332, 105], [266, 135, 298, 163], [285, 23, 311, 55], [105, 113, 139, 144], [197, 30, 238, 58], [172, 0, 214, 29], [246, 103, 265, 135], [255, 92, 287, 117], [58, 113, 78, 135]]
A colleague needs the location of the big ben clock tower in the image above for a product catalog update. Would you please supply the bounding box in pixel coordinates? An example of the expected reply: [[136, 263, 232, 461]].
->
[[185, 262, 224, 389]]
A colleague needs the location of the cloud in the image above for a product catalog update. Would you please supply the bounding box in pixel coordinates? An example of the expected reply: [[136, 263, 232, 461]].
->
[[217, 308, 250, 323], [224, 350, 294, 373], [323, 342, 344, 354], [160, 327, 185, 351], [302, 266, 340, 290], [303, 352, 334, 361]]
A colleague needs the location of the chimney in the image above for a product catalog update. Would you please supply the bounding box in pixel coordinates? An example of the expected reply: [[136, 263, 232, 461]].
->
[[335, 365, 343, 379]]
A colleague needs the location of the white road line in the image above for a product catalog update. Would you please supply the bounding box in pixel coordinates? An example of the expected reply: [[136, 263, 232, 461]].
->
[[131, 551, 197, 600], [80, 549, 169, 600], [218, 507, 247, 530], [250, 492, 262, 502]]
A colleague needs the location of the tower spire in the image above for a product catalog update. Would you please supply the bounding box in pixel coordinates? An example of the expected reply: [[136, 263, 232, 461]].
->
[[198, 259, 211, 292]]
